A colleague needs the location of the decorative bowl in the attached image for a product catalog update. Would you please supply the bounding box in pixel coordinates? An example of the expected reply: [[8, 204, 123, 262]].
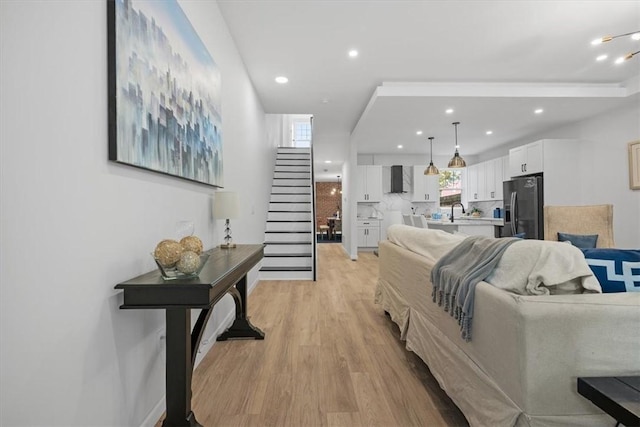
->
[[152, 252, 209, 281]]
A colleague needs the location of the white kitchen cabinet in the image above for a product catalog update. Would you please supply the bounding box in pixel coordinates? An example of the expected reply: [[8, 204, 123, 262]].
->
[[502, 155, 511, 182], [485, 157, 504, 200], [467, 163, 487, 201], [509, 140, 543, 177], [357, 165, 383, 202], [357, 219, 380, 248], [509, 145, 526, 177], [477, 162, 487, 200], [466, 157, 505, 202], [466, 164, 480, 201], [412, 166, 439, 202]]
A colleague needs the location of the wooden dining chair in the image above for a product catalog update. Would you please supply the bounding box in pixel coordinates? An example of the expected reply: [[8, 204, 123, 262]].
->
[[317, 217, 330, 240]]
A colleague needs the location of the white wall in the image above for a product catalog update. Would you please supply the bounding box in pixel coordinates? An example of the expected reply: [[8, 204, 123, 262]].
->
[[0, 1, 273, 426]]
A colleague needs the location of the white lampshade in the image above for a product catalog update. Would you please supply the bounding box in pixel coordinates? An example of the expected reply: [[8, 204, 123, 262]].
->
[[213, 191, 239, 219]]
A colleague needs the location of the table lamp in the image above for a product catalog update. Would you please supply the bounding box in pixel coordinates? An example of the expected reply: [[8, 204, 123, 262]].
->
[[213, 191, 239, 248]]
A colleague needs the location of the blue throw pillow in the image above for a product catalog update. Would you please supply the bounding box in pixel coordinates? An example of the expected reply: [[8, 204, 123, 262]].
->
[[513, 232, 526, 239], [558, 232, 598, 249], [581, 248, 640, 293]]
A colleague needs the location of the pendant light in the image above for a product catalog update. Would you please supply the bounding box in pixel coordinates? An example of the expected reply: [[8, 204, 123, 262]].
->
[[447, 121, 466, 168], [424, 137, 439, 175]]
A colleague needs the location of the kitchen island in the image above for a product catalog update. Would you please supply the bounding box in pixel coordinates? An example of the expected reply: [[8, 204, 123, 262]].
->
[[426, 217, 503, 237]]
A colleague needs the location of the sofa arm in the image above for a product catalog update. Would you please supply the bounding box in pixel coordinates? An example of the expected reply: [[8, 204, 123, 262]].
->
[[473, 284, 640, 416]]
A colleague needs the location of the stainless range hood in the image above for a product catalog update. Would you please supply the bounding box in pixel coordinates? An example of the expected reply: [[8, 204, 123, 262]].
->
[[390, 165, 404, 193]]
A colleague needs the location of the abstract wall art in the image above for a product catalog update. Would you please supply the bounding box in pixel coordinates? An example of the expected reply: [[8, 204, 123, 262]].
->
[[108, 0, 223, 187]]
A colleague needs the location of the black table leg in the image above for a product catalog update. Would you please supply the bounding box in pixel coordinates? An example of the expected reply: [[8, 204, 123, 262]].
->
[[217, 276, 265, 341], [163, 308, 202, 427]]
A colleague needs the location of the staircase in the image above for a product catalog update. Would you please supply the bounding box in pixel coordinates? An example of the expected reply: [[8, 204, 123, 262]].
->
[[260, 147, 316, 280]]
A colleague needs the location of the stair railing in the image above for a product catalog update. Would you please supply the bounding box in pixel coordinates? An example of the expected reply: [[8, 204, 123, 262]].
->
[[309, 117, 317, 281]]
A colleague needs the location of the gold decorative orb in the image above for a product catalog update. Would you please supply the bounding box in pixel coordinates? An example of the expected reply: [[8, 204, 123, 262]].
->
[[176, 251, 200, 274], [154, 239, 183, 268], [180, 235, 203, 254]]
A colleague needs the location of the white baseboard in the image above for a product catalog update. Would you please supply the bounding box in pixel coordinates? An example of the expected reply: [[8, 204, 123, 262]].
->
[[140, 273, 261, 427], [140, 397, 165, 427]]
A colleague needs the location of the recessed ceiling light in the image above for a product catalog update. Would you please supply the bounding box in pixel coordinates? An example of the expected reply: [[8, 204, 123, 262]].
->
[[486, 130, 493, 135], [632, 33, 640, 41], [324, 160, 332, 164], [348, 49, 358, 58], [596, 54, 608, 61], [416, 130, 423, 135], [397, 145, 403, 149], [534, 108, 544, 114], [445, 108, 454, 114], [614, 56, 626, 64], [275, 76, 288, 84]]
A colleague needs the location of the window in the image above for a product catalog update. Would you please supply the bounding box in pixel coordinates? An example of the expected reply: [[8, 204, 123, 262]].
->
[[293, 122, 311, 147], [439, 170, 462, 207]]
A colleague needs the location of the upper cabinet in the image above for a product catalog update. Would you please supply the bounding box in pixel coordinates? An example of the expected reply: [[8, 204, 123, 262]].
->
[[356, 165, 383, 202], [466, 157, 504, 202], [485, 157, 504, 200], [412, 166, 439, 202], [502, 155, 511, 182], [466, 163, 481, 201], [509, 140, 543, 177]]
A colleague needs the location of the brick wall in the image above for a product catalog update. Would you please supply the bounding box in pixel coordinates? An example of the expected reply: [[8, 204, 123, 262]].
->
[[316, 181, 341, 226]]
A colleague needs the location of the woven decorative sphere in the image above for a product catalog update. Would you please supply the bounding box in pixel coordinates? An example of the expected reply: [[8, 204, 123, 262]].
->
[[176, 251, 200, 274], [180, 235, 203, 254], [154, 239, 184, 268]]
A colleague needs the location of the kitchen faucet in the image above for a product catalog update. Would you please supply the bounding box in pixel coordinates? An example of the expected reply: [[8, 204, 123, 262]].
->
[[450, 202, 466, 223]]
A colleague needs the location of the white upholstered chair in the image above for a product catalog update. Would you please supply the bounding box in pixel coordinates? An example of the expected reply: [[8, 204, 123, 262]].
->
[[543, 204, 615, 248], [402, 214, 414, 226], [412, 215, 429, 228]]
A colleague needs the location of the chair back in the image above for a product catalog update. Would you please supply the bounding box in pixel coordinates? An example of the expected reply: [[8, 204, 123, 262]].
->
[[412, 215, 429, 228], [402, 214, 414, 226], [543, 204, 615, 248]]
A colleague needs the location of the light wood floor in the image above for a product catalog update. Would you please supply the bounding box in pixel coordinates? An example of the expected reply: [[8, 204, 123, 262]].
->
[[164, 244, 469, 426]]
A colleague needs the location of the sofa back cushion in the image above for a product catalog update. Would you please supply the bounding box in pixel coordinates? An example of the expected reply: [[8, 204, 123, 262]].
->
[[558, 232, 598, 249], [581, 248, 640, 293]]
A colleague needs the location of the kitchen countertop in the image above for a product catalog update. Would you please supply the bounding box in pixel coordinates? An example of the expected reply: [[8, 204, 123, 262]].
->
[[426, 218, 504, 226]]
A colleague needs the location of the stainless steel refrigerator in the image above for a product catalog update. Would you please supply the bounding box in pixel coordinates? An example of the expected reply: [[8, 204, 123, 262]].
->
[[502, 175, 544, 239]]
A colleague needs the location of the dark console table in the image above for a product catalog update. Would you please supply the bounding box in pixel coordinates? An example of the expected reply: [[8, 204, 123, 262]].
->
[[578, 376, 640, 427], [115, 244, 265, 427]]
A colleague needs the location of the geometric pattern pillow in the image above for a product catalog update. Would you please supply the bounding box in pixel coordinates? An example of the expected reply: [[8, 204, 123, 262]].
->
[[581, 248, 640, 293]]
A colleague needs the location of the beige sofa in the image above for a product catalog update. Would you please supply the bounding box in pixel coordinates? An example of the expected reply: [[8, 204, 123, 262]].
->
[[375, 225, 640, 427]]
